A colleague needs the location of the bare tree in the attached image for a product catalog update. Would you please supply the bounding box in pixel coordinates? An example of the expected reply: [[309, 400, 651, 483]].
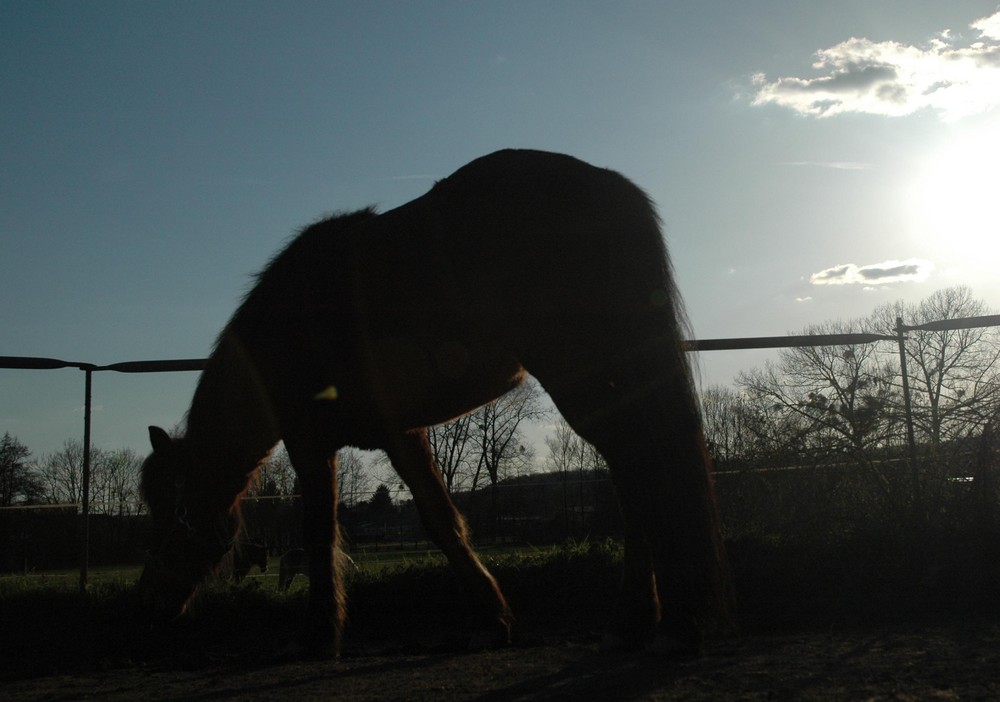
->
[[38, 439, 99, 506], [424, 380, 550, 495], [36, 441, 146, 516], [253, 444, 298, 497], [338, 447, 373, 507], [737, 319, 899, 472], [727, 288, 1000, 522], [0, 433, 42, 506], [96, 448, 144, 517], [544, 418, 606, 536], [872, 286, 1000, 449], [544, 419, 606, 475], [31, 441, 139, 516], [700, 386, 793, 469], [427, 413, 477, 492], [469, 378, 549, 491]]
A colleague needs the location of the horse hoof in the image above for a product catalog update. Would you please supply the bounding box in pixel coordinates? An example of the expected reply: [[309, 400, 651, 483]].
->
[[467, 630, 508, 651], [288, 624, 341, 659], [467, 620, 512, 651]]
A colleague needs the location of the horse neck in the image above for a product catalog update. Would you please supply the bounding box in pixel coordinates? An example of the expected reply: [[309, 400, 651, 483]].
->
[[184, 329, 280, 479]]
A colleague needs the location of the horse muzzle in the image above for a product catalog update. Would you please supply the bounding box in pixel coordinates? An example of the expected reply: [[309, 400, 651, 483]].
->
[[136, 559, 197, 624]]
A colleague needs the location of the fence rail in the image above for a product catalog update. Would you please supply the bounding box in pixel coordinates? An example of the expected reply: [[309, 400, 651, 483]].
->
[[4, 312, 1000, 589]]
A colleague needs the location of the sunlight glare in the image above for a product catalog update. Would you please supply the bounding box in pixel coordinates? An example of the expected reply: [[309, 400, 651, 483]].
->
[[915, 124, 1000, 265]]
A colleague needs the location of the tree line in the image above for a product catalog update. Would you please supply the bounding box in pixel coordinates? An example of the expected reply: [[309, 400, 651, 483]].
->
[[703, 287, 999, 471], [0, 435, 145, 517]]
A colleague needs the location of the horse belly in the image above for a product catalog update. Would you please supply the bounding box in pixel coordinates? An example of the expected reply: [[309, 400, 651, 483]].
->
[[360, 332, 526, 430]]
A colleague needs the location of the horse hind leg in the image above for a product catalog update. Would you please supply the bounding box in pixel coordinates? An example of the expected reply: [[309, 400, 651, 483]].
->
[[599, 505, 659, 651], [610, 426, 725, 655], [384, 429, 512, 647], [536, 366, 730, 655]]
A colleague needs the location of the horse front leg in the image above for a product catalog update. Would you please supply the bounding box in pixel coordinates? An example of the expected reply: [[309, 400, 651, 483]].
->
[[287, 443, 345, 656], [386, 429, 512, 647]]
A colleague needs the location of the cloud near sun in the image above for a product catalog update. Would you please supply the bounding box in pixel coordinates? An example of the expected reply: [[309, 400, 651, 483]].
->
[[810, 259, 934, 286], [753, 9, 1000, 121]]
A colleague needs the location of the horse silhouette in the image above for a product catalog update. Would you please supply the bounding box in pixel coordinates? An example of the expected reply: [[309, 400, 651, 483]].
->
[[137, 149, 731, 656]]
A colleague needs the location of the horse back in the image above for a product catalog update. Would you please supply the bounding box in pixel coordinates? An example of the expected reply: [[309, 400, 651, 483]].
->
[[226, 149, 681, 440], [383, 149, 667, 312]]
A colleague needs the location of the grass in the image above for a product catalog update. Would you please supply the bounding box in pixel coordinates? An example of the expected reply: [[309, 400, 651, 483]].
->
[[0, 541, 585, 595], [0, 564, 144, 597], [5, 532, 1000, 680], [0, 539, 623, 679]]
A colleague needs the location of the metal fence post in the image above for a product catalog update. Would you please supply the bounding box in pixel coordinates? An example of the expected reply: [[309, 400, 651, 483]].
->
[[79, 367, 92, 593], [895, 317, 920, 517]]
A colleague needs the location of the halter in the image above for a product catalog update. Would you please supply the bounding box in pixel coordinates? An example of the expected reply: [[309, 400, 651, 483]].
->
[[173, 474, 195, 534]]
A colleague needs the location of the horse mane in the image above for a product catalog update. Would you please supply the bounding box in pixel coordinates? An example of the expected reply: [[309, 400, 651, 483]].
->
[[239, 207, 379, 318], [181, 207, 380, 451], [267, 207, 379, 271]]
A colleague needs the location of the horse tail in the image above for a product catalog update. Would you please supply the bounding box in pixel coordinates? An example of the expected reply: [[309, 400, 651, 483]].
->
[[640, 243, 734, 634], [628, 212, 733, 633], [688, 428, 734, 631]]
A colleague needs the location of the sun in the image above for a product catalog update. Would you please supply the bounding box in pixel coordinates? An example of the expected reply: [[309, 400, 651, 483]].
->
[[913, 122, 1000, 267]]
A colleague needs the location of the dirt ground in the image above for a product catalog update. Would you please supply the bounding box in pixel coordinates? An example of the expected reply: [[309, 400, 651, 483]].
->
[[7, 619, 1000, 701]]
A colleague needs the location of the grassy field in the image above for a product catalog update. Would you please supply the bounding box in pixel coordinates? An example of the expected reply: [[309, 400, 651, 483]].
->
[[7, 537, 1000, 701], [1, 539, 623, 679], [0, 541, 574, 596], [5, 532, 1000, 682]]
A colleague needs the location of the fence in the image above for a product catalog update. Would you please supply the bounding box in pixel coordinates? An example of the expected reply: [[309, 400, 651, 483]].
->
[[3, 313, 1000, 589]]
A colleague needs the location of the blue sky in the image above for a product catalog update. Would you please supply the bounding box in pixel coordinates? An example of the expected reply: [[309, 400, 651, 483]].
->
[[3, 1, 999, 459]]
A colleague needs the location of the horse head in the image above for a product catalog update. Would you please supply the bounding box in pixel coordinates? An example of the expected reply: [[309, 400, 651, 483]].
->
[[137, 426, 238, 622]]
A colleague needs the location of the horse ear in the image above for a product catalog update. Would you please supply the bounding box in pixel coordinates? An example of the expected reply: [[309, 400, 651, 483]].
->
[[148, 426, 174, 455]]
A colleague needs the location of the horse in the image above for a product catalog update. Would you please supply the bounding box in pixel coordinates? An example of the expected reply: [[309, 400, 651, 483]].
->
[[278, 548, 308, 591], [229, 541, 268, 582], [136, 148, 731, 657]]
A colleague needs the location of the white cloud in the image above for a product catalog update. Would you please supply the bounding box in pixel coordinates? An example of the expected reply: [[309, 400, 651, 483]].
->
[[972, 10, 1000, 40], [810, 258, 933, 285], [795, 296, 814, 302], [753, 10, 1000, 121]]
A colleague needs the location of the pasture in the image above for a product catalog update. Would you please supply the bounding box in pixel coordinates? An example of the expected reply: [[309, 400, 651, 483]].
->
[[0, 541, 547, 595], [5, 538, 1000, 700]]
